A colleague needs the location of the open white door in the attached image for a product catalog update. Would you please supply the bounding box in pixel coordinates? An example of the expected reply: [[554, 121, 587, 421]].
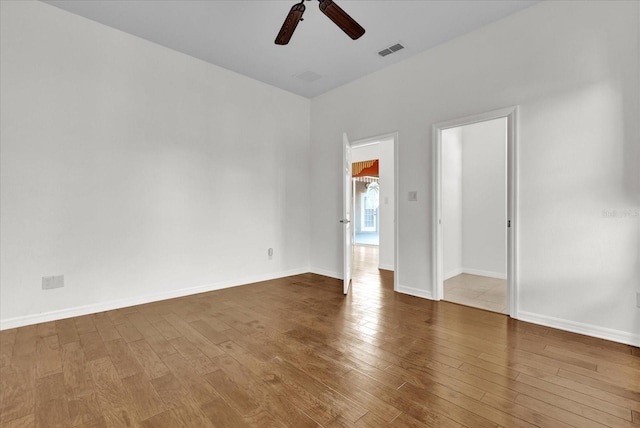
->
[[341, 133, 352, 294]]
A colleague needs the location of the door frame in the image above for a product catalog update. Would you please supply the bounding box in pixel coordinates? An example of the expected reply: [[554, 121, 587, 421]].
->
[[349, 132, 399, 293], [432, 107, 519, 318]]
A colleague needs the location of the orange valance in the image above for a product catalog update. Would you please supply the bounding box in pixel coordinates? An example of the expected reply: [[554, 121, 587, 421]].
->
[[352, 159, 379, 177]]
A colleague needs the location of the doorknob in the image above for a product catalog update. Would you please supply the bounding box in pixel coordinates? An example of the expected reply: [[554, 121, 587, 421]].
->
[[340, 219, 351, 224]]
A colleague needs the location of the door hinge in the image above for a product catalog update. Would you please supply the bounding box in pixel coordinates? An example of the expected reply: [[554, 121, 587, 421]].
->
[[507, 220, 511, 228]]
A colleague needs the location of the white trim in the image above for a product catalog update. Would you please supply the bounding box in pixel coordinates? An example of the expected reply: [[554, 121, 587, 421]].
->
[[393, 133, 399, 295], [518, 311, 640, 348], [310, 267, 342, 280], [445, 268, 506, 280], [0, 267, 308, 330], [507, 108, 519, 317], [432, 106, 519, 318], [396, 284, 434, 300], [343, 132, 352, 295], [378, 264, 395, 271], [461, 268, 507, 280]]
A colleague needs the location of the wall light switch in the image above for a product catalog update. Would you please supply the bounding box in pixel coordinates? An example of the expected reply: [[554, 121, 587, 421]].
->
[[408, 191, 418, 202]]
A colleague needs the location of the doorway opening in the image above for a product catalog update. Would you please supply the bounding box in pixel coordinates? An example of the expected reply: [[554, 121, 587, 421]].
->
[[433, 107, 518, 317], [348, 133, 398, 293]]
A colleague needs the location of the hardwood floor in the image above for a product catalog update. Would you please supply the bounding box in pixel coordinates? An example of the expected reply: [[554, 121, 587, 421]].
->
[[1, 249, 639, 427]]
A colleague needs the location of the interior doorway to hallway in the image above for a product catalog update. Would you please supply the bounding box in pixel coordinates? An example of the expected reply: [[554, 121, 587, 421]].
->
[[441, 118, 507, 313], [433, 107, 518, 317], [349, 134, 397, 279]]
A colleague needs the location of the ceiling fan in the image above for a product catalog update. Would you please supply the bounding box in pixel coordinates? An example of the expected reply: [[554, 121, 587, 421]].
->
[[275, 0, 365, 45]]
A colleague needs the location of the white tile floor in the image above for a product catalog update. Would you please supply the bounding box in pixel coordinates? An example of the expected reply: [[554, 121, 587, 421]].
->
[[443, 273, 507, 314]]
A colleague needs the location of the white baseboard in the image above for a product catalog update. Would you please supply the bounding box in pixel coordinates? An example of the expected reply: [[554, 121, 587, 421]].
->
[[311, 265, 395, 275], [396, 284, 434, 300], [462, 268, 507, 280], [444, 267, 506, 280], [0, 267, 309, 330], [518, 311, 640, 347], [309, 267, 342, 280], [4, 270, 637, 348]]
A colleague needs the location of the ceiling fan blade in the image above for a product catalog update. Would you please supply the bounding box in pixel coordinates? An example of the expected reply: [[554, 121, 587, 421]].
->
[[318, 0, 365, 40], [275, 2, 306, 45]]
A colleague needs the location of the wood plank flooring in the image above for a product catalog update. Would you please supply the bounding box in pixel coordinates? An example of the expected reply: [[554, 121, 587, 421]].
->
[[1, 246, 639, 427]]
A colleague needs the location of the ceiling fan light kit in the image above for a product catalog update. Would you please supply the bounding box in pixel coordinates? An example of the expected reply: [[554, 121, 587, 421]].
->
[[275, 0, 365, 45]]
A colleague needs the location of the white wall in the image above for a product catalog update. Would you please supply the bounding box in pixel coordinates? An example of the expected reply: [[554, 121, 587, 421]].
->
[[461, 119, 507, 278], [351, 144, 380, 163], [350, 139, 395, 271], [0, 1, 311, 328], [442, 128, 463, 278], [310, 1, 640, 345]]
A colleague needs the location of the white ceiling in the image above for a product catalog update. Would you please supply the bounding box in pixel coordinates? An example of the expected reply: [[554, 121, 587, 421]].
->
[[43, 0, 539, 98]]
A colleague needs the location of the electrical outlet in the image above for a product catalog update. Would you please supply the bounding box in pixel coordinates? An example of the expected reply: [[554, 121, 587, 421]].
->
[[42, 275, 64, 290]]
